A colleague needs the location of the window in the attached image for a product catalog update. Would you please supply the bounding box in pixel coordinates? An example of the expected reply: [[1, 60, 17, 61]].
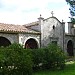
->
[[53, 25, 55, 29], [52, 41, 57, 45], [50, 37, 58, 45]]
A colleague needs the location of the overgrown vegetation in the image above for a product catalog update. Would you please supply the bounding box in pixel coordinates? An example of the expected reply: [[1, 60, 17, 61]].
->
[[0, 43, 33, 75], [31, 43, 66, 70], [0, 43, 65, 75]]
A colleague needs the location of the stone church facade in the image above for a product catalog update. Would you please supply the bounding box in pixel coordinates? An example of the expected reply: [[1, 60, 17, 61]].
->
[[0, 15, 75, 56]]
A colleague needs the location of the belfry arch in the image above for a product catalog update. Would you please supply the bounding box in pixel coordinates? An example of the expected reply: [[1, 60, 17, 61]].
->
[[67, 40, 74, 56], [25, 38, 38, 49], [0, 36, 11, 47]]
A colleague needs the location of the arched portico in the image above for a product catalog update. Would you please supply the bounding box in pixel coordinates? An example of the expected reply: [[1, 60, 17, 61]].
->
[[25, 38, 38, 49], [0, 36, 11, 47], [67, 40, 74, 56]]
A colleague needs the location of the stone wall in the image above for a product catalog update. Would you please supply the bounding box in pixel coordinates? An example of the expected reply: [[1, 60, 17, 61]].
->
[[40, 17, 65, 50], [65, 35, 75, 55], [0, 33, 19, 44], [0, 32, 40, 48], [18, 33, 41, 48]]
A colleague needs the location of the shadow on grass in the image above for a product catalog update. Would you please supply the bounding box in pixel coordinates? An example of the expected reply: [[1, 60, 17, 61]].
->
[[33, 61, 75, 75]]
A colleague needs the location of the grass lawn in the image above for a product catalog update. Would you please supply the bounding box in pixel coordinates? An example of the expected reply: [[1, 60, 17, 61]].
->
[[33, 61, 75, 75]]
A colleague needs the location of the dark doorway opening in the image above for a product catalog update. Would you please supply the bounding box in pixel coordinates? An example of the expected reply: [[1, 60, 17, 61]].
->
[[67, 40, 74, 56], [25, 38, 38, 49], [0, 37, 11, 47]]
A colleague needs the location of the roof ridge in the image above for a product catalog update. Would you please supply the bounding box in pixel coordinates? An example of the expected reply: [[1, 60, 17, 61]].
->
[[44, 16, 62, 23], [23, 21, 39, 26], [0, 23, 21, 26]]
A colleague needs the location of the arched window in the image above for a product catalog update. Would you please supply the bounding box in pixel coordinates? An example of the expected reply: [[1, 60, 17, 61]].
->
[[25, 38, 38, 49], [0, 36, 11, 47], [67, 40, 74, 56], [53, 25, 55, 29]]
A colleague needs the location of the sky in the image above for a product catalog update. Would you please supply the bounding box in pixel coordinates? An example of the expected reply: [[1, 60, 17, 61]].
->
[[0, 0, 70, 25]]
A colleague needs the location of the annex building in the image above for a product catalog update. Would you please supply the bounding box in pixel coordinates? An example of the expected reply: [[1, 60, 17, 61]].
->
[[0, 13, 75, 56]]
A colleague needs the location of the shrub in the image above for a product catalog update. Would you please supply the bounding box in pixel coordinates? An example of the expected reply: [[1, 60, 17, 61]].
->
[[0, 43, 66, 74], [43, 43, 65, 69], [0, 43, 33, 75], [31, 48, 45, 70], [31, 43, 65, 70]]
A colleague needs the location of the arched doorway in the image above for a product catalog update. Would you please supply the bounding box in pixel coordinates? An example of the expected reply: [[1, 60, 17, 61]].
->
[[67, 40, 74, 56], [25, 38, 38, 49], [0, 37, 11, 47]]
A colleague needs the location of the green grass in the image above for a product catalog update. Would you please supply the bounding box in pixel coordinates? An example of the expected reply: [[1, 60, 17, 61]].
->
[[33, 61, 75, 75]]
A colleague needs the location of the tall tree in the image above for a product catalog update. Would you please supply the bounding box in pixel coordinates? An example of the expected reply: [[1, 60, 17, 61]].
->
[[66, 0, 75, 23]]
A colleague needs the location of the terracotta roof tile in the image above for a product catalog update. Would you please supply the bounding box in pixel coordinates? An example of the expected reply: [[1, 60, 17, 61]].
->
[[0, 23, 40, 34]]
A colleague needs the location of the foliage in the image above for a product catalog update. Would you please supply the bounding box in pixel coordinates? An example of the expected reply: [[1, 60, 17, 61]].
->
[[66, 0, 75, 23], [0, 43, 66, 74], [42, 44, 65, 69], [31, 43, 66, 70], [0, 43, 33, 75], [31, 48, 45, 70]]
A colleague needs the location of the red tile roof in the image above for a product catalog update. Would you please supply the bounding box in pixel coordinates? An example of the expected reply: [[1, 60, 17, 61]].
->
[[0, 23, 40, 34]]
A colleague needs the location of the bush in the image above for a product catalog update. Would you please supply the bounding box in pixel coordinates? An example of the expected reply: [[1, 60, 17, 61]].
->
[[0, 43, 33, 75], [43, 43, 65, 69], [0, 43, 66, 74], [31, 48, 45, 70], [31, 43, 65, 70]]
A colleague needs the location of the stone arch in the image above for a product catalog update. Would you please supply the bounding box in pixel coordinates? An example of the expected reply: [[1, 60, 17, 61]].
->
[[67, 40, 74, 56], [0, 36, 11, 47], [25, 38, 39, 49]]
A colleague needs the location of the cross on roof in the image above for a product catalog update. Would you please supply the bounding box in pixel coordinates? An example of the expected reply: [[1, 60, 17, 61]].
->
[[62, 19, 64, 22], [51, 11, 54, 17], [40, 14, 41, 17]]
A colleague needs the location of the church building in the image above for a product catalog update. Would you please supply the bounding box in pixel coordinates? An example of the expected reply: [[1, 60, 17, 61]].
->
[[0, 12, 75, 56]]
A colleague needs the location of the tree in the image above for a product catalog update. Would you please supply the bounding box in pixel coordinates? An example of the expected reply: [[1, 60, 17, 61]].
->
[[66, 0, 75, 23]]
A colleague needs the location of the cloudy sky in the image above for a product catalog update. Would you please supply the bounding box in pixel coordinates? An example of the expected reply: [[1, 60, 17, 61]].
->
[[0, 0, 70, 25]]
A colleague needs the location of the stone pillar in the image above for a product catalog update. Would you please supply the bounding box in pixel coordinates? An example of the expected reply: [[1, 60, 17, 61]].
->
[[38, 14, 44, 47], [68, 22, 73, 34], [61, 21, 65, 51]]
